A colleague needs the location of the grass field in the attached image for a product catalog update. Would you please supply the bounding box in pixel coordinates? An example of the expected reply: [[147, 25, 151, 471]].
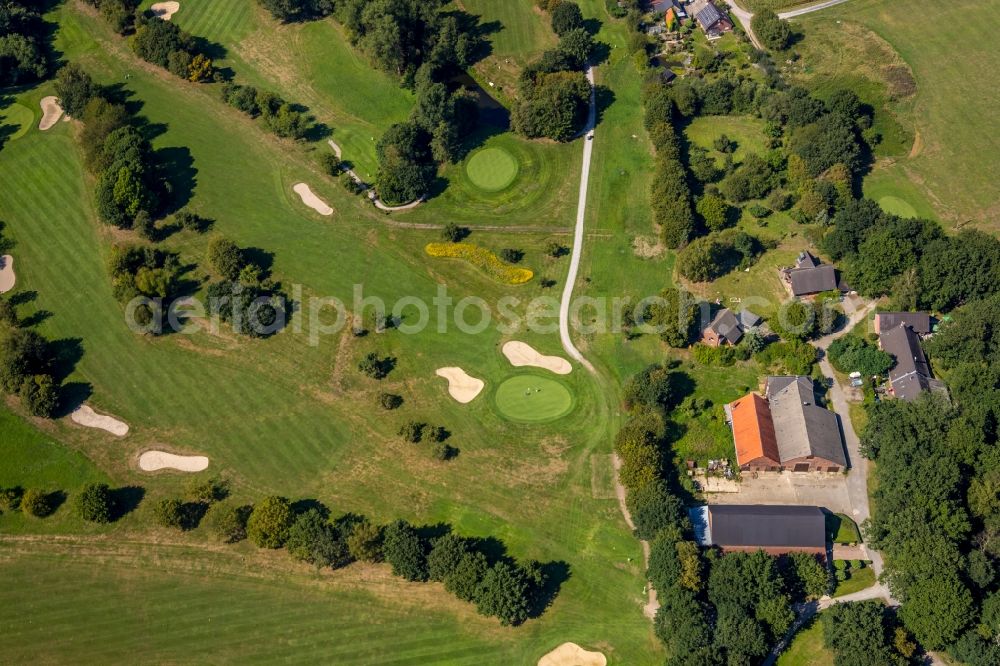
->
[[494, 374, 575, 423], [0, 101, 33, 142], [684, 115, 769, 168], [777, 616, 834, 666], [827, 513, 861, 544], [466, 147, 520, 192], [0, 1, 668, 662], [793, 0, 1000, 229]]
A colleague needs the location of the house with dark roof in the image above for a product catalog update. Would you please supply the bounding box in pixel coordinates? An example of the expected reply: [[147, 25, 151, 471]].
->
[[782, 252, 842, 297], [689, 505, 827, 556], [727, 376, 847, 473], [874, 312, 932, 336], [688, 0, 732, 37], [701, 308, 762, 347], [879, 324, 948, 401]]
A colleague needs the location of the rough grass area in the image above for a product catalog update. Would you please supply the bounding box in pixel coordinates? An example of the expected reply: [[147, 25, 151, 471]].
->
[[794, 0, 1000, 229], [494, 375, 575, 423]]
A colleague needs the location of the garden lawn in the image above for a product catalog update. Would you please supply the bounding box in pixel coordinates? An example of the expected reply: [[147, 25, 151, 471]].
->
[[834, 566, 876, 597], [776, 616, 834, 666], [683, 115, 769, 169]]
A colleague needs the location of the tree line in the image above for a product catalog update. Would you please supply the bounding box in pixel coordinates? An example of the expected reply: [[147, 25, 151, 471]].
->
[[822, 198, 1000, 311], [0, 255, 64, 418], [512, 2, 596, 142], [858, 295, 1000, 662], [0, 0, 53, 86], [1, 472, 564, 628]]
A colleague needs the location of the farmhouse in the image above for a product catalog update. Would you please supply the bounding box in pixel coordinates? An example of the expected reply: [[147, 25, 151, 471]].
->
[[688, 0, 733, 38], [782, 252, 841, 297], [874, 311, 932, 336], [690, 505, 827, 556], [727, 376, 847, 473], [879, 323, 948, 401], [701, 308, 762, 346]]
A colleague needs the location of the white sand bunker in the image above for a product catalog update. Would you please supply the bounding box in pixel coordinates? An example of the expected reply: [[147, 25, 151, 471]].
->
[[150, 1, 180, 20], [139, 450, 209, 472], [0, 255, 15, 294], [538, 643, 607, 666], [38, 96, 64, 131], [70, 405, 129, 437], [293, 183, 333, 216], [436, 367, 485, 404], [502, 341, 572, 375]]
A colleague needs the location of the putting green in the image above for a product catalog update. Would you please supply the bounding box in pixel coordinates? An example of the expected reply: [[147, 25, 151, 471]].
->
[[0, 103, 33, 142], [494, 375, 574, 423], [878, 195, 918, 219], [465, 147, 519, 191]]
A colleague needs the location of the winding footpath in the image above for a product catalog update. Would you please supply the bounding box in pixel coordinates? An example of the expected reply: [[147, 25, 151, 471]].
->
[[558, 64, 597, 374], [327, 140, 424, 212]]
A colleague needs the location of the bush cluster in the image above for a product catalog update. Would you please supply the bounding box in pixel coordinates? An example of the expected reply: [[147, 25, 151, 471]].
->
[[0, 0, 52, 86], [0, 287, 64, 418], [221, 83, 312, 140]]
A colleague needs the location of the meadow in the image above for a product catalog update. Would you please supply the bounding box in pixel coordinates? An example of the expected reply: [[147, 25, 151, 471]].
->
[[0, 1, 671, 663], [792, 0, 1000, 229]]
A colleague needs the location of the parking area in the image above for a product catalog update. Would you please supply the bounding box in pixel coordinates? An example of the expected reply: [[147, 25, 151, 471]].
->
[[703, 470, 853, 515]]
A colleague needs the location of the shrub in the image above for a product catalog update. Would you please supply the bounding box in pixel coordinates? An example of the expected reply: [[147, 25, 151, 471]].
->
[[19, 374, 59, 417], [424, 243, 534, 285], [383, 520, 428, 582], [75, 483, 113, 523], [246, 496, 293, 548], [358, 352, 395, 380], [175, 211, 212, 233], [441, 223, 469, 243], [432, 442, 458, 461], [0, 486, 21, 512], [340, 172, 364, 195], [499, 248, 524, 264], [185, 475, 229, 504], [398, 421, 425, 443], [346, 520, 383, 562], [206, 502, 251, 543], [206, 237, 243, 280], [153, 498, 188, 529], [20, 488, 52, 517], [379, 392, 403, 410], [286, 509, 349, 568]]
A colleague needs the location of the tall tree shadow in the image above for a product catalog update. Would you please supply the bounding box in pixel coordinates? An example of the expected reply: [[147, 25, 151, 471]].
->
[[156, 146, 197, 215], [110, 486, 145, 522], [528, 560, 571, 619]]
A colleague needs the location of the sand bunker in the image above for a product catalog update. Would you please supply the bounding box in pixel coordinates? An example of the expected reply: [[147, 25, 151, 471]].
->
[[70, 405, 129, 437], [538, 643, 607, 666], [293, 183, 333, 216], [0, 255, 15, 294], [150, 1, 180, 20], [502, 341, 572, 375], [38, 96, 64, 131], [436, 367, 485, 404], [139, 450, 209, 472]]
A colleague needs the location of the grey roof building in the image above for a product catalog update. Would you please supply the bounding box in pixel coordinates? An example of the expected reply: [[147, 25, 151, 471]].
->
[[690, 505, 827, 554], [874, 311, 932, 335], [879, 324, 947, 401], [702, 308, 762, 346], [765, 376, 848, 469], [787, 252, 839, 296]]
